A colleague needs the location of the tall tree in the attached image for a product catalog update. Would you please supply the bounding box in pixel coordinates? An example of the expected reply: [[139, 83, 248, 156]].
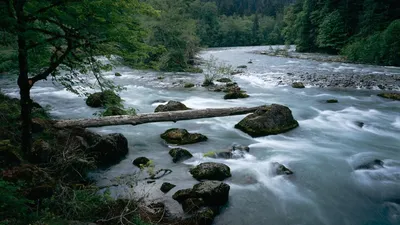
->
[[0, 0, 154, 153]]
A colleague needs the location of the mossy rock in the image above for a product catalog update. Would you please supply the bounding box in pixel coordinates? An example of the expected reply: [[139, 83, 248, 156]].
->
[[191, 181, 230, 206], [160, 182, 176, 193], [190, 162, 231, 181], [86, 90, 122, 108], [237, 65, 247, 69], [169, 148, 193, 163], [184, 83, 195, 88], [377, 93, 400, 101], [235, 104, 299, 137], [133, 157, 150, 168], [217, 78, 232, 83], [115, 72, 122, 77], [172, 188, 194, 203], [154, 101, 190, 113], [292, 82, 305, 88], [87, 133, 128, 167], [193, 207, 215, 225], [224, 91, 249, 100], [326, 99, 338, 103], [182, 198, 205, 213], [160, 128, 208, 145]]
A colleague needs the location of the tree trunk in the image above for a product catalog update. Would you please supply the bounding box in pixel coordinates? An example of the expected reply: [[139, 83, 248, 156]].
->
[[54, 106, 264, 128], [16, 0, 32, 154]]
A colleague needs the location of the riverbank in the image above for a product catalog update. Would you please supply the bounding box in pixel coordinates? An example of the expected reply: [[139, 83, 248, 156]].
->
[[248, 46, 400, 91]]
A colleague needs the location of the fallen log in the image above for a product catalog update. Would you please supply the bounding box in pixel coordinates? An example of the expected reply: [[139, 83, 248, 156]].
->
[[54, 106, 265, 128]]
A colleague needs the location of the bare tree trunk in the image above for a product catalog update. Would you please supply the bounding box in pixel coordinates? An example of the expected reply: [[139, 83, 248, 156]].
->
[[16, 0, 32, 154], [54, 106, 264, 128]]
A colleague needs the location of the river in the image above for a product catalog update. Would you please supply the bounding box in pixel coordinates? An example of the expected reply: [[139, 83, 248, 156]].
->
[[1, 46, 400, 225]]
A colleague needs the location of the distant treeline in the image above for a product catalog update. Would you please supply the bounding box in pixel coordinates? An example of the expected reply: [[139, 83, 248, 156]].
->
[[282, 0, 400, 66]]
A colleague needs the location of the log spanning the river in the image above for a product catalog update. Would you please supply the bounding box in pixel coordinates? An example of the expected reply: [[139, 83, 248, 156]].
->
[[54, 106, 265, 128]]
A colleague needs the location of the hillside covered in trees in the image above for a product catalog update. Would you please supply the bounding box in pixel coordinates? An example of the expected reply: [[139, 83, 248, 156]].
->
[[282, 0, 400, 66]]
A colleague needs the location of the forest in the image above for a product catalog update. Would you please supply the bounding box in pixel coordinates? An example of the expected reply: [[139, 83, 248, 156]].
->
[[1, 0, 400, 225]]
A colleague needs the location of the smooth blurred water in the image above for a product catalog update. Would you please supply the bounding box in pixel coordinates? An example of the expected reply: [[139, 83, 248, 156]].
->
[[1, 46, 399, 225]]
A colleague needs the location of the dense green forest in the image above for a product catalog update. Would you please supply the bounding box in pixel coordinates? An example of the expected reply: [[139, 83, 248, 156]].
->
[[282, 0, 400, 66]]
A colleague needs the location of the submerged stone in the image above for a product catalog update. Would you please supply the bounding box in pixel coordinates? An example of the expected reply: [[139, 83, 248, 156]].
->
[[326, 99, 338, 103], [377, 93, 400, 101], [272, 162, 294, 175], [133, 157, 150, 168], [355, 159, 384, 170]]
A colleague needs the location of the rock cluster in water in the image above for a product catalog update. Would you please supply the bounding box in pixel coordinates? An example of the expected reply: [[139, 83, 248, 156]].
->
[[172, 181, 230, 225], [235, 104, 299, 137], [378, 92, 400, 101]]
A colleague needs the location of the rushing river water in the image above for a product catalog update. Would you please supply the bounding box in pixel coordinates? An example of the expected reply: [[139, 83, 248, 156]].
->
[[1, 46, 400, 225]]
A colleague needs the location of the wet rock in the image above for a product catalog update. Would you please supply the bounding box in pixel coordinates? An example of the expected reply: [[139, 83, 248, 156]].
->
[[151, 99, 167, 104], [169, 148, 193, 163], [133, 157, 150, 168], [224, 91, 250, 99], [192, 181, 230, 206], [235, 104, 299, 137], [87, 133, 129, 167], [378, 93, 400, 101], [160, 128, 208, 145], [326, 99, 338, 103], [154, 101, 190, 112], [355, 159, 384, 170], [160, 182, 176, 193], [184, 83, 195, 88], [172, 188, 194, 203], [217, 78, 232, 83], [237, 65, 247, 69], [355, 121, 365, 128], [231, 70, 244, 75], [86, 90, 121, 108], [30, 139, 52, 164], [292, 82, 305, 88], [182, 198, 206, 213], [272, 162, 294, 175], [190, 162, 231, 181], [203, 151, 232, 159], [115, 72, 122, 77], [193, 207, 215, 225], [230, 144, 250, 152]]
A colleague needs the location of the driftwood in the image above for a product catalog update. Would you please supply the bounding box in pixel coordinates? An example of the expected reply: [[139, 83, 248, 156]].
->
[[54, 106, 265, 128]]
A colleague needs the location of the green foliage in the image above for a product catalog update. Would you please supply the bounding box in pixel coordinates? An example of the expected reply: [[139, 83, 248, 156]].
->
[[342, 20, 400, 66], [203, 151, 216, 157], [202, 56, 233, 86], [0, 179, 33, 224], [282, 0, 400, 65], [317, 10, 347, 52]]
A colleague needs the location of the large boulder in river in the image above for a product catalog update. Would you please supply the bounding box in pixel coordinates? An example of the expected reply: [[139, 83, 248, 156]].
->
[[224, 91, 250, 100], [169, 148, 193, 163], [133, 157, 150, 168], [161, 128, 208, 145], [377, 93, 400, 101], [234, 104, 299, 137], [190, 162, 231, 181], [87, 133, 128, 167], [154, 101, 190, 112], [86, 90, 121, 108]]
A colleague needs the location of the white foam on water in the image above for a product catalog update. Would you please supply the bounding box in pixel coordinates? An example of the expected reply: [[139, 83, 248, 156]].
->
[[183, 97, 235, 109], [392, 117, 400, 129]]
